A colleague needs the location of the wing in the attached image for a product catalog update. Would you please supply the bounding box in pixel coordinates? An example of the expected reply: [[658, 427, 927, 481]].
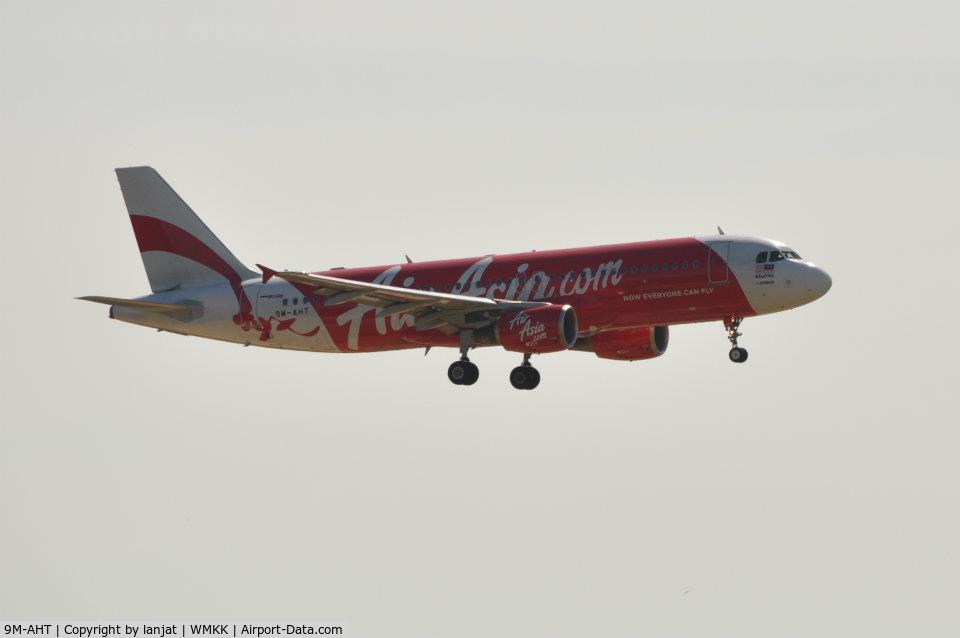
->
[[258, 265, 547, 332]]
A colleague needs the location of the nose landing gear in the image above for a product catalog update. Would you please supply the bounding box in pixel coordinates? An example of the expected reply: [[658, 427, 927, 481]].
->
[[510, 353, 541, 390], [729, 347, 748, 363], [724, 316, 749, 363]]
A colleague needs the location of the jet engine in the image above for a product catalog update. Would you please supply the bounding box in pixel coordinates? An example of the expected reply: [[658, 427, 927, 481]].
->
[[496, 305, 578, 354], [573, 326, 669, 361]]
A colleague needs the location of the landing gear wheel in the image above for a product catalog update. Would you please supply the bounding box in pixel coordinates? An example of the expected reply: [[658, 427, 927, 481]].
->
[[723, 317, 748, 364], [509, 365, 541, 390], [449, 360, 479, 385], [463, 361, 479, 385], [525, 367, 540, 390]]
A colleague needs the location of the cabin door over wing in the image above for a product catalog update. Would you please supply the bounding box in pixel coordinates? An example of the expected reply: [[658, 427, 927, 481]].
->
[[707, 241, 730, 284]]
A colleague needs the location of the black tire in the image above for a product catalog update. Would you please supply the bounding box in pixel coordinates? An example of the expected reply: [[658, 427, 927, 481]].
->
[[462, 361, 479, 385], [448, 361, 468, 384], [728, 347, 748, 363], [525, 367, 541, 390], [510, 366, 529, 389]]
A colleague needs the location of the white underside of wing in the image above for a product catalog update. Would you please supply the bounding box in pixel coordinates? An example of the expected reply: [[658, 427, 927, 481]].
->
[[266, 268, 549, 333], [272, 270, 546, 310]]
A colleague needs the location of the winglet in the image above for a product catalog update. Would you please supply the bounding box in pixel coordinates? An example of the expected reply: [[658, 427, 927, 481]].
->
[[257, 264, 277, 284]]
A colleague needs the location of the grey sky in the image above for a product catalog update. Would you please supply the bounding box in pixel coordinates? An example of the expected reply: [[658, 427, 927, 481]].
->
[[2, 1, 958, 636]]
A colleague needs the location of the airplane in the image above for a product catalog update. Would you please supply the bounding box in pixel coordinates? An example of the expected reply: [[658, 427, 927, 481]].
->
[[80, 167, 832, 390]]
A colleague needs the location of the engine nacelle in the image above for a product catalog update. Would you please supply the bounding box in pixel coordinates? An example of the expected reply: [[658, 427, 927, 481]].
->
[[497, 305, 578, 354], [575, 325, 669, 361]]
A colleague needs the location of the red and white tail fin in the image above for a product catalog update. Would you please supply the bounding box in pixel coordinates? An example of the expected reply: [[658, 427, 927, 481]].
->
[[116, 166, 258, 293]]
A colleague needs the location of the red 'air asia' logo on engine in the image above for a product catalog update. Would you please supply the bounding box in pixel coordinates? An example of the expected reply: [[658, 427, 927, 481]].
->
[[507, 311, 548, 348]]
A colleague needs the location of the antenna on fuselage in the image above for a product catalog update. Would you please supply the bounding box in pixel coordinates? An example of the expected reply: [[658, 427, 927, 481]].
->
[[405, 254, 414, 263], [717, 226, 725, 235]]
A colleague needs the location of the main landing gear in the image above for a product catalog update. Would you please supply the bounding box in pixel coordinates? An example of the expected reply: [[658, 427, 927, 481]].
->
[[448, 355, 541, 390], [448, 359, 479, 385], [448, 331, 479, 385], [724, 316, 748, 363], [447, 354, 480, 385], [447, 337, 541, 389], [509, 353, 540, 391]]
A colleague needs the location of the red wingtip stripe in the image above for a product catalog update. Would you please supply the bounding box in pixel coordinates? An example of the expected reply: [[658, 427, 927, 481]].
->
[[257, 264, 276, 284]]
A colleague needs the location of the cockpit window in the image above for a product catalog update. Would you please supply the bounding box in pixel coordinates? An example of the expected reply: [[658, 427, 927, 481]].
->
[[769, 250, 785, 262], [755, 251, 768, 264], [783, 249, 802, 259]]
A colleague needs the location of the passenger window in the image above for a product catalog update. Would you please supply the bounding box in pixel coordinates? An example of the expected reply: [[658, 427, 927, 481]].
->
[[756, 252, 768, 263], [631, 265, 638, 273], [282, 298, 288, 306], [641, 265, 648, 273], [293, 297, 298, 305], [692, 259, 700, 269]]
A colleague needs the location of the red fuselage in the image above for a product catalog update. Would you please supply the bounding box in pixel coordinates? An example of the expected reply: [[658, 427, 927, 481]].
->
[[259, 237, 757, 353], [89, 167, 833, 388]]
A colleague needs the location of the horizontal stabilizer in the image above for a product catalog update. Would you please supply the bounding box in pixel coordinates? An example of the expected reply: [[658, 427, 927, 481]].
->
[[77, 296, 202, 320]]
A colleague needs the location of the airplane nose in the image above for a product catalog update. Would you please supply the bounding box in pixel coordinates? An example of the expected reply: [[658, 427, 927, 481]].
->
[[806, 266, 832, 300]]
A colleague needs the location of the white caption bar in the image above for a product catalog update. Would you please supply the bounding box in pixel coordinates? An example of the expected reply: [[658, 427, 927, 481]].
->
[[0, 625, 344, 638]]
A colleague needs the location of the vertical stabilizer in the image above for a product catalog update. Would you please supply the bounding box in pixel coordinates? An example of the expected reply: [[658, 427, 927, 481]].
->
[[116, 166, 258, 292]]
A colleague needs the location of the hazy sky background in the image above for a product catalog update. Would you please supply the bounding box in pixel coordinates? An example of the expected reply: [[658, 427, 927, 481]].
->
[[2, 1, 958, 635]]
